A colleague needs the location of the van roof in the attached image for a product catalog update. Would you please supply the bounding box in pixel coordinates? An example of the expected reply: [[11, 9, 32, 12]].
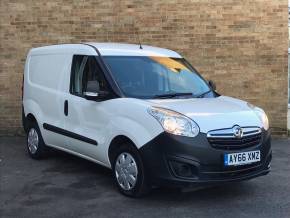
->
[[87, 43, 182, 58], [30, 43, 182, 58]]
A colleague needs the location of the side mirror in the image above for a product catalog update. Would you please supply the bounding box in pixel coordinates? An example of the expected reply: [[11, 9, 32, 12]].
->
[[208, 80, 216, 91], [84, 91, 109, 101]]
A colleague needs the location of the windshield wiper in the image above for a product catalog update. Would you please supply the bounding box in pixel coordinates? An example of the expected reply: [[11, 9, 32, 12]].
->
[[194, 90, 211, 98], [153, 92, 193, 99]]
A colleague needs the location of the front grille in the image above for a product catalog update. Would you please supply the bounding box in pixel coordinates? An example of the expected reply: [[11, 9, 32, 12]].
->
[[207, 127, 262, 150]]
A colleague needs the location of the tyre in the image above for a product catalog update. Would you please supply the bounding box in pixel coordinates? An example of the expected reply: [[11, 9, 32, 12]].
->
[[112, 143, 151, 197], [26, 121, 48, 159]]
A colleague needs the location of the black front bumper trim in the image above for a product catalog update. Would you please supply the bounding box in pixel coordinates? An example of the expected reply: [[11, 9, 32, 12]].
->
[[139, 130, 271, 188]]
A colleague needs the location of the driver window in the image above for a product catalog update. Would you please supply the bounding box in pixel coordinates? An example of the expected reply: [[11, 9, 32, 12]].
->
[[70, 55, 108, 96]]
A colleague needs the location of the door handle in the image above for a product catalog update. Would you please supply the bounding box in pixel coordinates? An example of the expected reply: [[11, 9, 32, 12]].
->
[[64, 100, 68, 116]]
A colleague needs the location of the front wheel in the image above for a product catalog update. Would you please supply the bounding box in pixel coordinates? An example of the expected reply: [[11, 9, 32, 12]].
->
[[112, 143, 150, 197]]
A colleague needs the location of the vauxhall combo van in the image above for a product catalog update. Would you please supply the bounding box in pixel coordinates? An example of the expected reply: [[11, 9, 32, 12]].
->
[[22, 43, 271, 197]]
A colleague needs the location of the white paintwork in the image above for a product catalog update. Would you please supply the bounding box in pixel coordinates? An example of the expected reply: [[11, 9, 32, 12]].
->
[[63, 97, 162, 165], [87, 42, 182, 57], [23, 43, 267, 169], [147, 96, 263, 133]]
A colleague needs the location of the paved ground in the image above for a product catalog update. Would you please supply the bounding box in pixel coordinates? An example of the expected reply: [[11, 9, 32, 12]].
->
[[0, 137, 290, 218]]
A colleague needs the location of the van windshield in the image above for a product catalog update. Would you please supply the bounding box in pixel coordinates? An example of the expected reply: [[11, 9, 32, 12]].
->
[[103, 56, 211, 99]]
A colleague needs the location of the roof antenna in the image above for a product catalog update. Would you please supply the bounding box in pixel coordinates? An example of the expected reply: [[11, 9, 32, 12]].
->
[[136, 28, 143, 49]]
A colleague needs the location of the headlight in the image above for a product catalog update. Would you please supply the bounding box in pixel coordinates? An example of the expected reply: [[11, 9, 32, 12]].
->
[[247, 103, 269, 130], [148, 107, 199, 137], [256, 110, 269, 130]]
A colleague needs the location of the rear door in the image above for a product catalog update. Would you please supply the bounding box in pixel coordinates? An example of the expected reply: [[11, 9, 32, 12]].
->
[[63, 55, 111, 164]]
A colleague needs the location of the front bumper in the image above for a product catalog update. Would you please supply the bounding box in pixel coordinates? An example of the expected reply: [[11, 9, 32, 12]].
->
[[139, 129, 271, 188]]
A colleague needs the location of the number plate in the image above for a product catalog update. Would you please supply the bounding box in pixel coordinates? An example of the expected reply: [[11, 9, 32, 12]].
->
[[224, 150, 260, 166]]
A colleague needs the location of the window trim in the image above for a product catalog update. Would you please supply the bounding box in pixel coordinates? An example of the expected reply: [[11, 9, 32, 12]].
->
[[83, 43, 124, 98]]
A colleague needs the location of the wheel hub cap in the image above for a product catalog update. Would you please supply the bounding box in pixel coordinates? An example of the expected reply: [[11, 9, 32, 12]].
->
[[28, 128, 39, 154], [115, 152, 138, 190]]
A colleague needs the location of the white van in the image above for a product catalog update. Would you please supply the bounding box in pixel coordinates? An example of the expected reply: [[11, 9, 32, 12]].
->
[[22, 43, 271, 197]]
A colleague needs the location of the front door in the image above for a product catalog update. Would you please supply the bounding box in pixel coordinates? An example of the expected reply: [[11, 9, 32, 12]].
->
[[63, 55, 111, 164]]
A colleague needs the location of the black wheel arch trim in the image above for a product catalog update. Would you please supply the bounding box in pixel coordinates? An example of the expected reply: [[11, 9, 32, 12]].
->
[[43, 123, 98, 146], [22, 105, 28, 132]]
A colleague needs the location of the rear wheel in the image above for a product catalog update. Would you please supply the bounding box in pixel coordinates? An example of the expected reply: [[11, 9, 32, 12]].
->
[[26, 122, 48, 159], [112, 143, 150, 197]]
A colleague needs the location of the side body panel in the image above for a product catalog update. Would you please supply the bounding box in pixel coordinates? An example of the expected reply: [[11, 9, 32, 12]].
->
[[23, 44, 164, 169], [64, 97, 163, 167], [23, 45, 97, 148], [23, 53, 69, 147]]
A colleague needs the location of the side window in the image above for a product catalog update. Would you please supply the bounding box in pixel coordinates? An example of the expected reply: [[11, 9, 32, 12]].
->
[[70, 55, 108, 96]]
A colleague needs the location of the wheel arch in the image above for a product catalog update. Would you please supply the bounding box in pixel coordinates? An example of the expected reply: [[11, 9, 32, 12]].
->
[[108, 135, 138, 165], [23, 112, 38, 133], [23, 99, 43, 132]]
